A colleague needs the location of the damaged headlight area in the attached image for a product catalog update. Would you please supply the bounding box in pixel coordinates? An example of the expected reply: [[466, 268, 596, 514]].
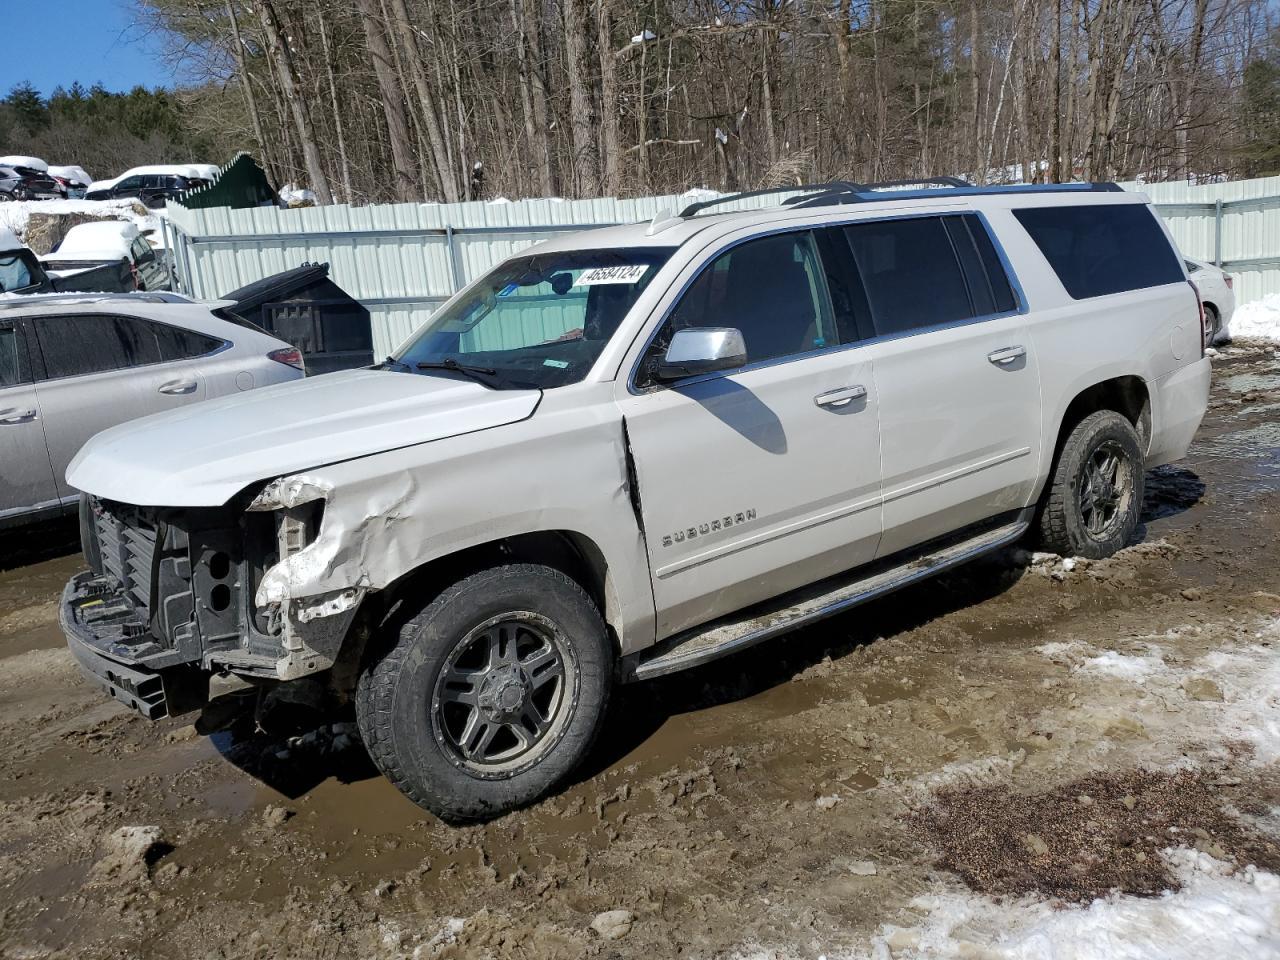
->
[[69, 476, 364, 692], [248, 475, 367, 680]]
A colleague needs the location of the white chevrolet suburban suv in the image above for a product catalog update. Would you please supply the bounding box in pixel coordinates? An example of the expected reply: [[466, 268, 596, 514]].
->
[[60, 181, 1211, 820]]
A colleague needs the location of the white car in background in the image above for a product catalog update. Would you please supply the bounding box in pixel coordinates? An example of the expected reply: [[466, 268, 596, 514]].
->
[[1185, 258, 1235, 345]]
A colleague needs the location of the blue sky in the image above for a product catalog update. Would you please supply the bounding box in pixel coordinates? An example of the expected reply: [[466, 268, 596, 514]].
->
[[0, 0, 178, 97]]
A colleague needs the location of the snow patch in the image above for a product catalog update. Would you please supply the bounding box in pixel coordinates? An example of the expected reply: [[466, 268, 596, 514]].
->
[[1231, 295, 1280, 342], [0, 198, 159, 246], [1076, 648, 1166, 682], [871, 849, 1280, 960]]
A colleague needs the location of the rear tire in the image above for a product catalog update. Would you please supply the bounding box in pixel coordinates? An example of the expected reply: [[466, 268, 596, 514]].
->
[[1205, 304, 1223, 345], [355, 564, 612, 821], [1037, 410, 1144, 559]]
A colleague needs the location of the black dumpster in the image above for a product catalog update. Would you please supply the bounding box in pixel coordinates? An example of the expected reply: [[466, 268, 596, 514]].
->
[[221, 263, 373, 374]]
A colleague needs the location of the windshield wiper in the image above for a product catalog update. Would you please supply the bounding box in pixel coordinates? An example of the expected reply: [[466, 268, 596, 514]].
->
[[416, 358, 499, 387], [375, 355, 410, 371]]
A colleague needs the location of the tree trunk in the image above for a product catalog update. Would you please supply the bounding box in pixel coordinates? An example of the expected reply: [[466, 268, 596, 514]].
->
[[596, 0, 622, 195], [562, 0, 600, 196], [256, 0, 332, 204], [354, 0, 417, 201], [315, 3, 353, 203], [521, 0, 556, 195], [226, 0, 275, 184], [388, 0, 460, 202]]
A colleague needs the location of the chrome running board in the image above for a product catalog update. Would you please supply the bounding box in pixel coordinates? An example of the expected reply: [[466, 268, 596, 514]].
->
[[627, 516, 1029, 682]]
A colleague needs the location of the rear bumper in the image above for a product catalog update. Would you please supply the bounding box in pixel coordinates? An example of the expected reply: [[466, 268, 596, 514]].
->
[[1147, 356, 1212, 468], [60, 575, 205, 720]]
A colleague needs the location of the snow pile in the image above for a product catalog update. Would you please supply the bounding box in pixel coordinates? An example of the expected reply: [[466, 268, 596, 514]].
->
[[871, 849, 1280, 960], [1232, 295, 1280, 342], [279, 184, 316, 206], [0, 199, 160, 247]]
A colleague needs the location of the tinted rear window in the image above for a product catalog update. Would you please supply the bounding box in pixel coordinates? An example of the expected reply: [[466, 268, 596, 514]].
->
[[1013, 204, 1182, 299]]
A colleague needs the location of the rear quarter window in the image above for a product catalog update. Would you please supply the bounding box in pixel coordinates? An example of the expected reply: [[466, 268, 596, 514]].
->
[[1013, 204, 1183, 300]]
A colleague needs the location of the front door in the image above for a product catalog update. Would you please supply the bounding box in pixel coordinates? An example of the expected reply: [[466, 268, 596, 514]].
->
[[0, 320, 59, 525], [618, 229, 883, 641]]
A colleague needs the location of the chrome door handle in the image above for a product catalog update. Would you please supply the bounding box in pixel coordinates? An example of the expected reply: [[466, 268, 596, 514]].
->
[[158, 378, 198, 395], [987, 345, 1027, 366], [0, 407, 37, 424], [814, 385, 868, 409]]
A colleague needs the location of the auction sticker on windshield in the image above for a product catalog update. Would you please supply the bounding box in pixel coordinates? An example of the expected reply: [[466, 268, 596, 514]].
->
[[575, 265, 649, 286]]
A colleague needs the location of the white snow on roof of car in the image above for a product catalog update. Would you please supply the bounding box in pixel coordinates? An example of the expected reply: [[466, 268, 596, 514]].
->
[[0, 155, 48, 172], [48, 164, 91, 184], [89, 164, 215, 192], [50, 220, 140, 260]]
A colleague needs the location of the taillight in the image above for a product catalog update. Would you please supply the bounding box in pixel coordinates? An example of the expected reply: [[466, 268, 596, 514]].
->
[[1189, 280, 1207, 356], [268, 347, 305, 371], [1224, 274, 1234, 290]]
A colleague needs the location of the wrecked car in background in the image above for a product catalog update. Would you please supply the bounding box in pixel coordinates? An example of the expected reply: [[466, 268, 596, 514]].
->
[[41, 220, 170, 292], [60, 180, 1211, 820]]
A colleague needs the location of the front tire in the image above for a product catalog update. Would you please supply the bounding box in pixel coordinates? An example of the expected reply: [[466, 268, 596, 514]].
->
[[356, 564, 612, 821], [1037, 410, 1144, 559]]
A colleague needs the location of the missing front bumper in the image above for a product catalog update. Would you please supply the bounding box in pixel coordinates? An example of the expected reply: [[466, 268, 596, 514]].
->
[[60, 577, 207, 720]]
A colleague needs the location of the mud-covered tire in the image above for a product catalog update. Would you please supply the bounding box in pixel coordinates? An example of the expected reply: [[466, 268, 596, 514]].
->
[[355, 564, 612, 821], [1037, 410, 1145, 559]]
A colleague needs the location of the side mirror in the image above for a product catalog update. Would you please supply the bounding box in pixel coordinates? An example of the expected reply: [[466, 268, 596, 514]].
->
[[656, 327, 748, 381]]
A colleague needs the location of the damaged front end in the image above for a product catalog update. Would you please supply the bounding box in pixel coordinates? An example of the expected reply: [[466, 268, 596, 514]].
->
[[62, 478, 364, 720]]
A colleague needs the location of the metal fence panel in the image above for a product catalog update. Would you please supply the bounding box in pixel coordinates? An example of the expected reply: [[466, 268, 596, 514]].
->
[[166, 178, 1280, 357]]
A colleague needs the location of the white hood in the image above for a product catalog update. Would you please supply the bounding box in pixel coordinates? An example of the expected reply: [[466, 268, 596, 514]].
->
[[66, 369, 542, 507]]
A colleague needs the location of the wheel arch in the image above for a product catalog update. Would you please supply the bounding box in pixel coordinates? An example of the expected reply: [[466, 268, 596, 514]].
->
[[1034, 375, 1150, 508], [349, 529, 624, 670]]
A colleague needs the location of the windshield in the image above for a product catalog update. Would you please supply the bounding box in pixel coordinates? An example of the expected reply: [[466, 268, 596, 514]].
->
[[393, 246, 675, 389], [0, 253, 34, 292]]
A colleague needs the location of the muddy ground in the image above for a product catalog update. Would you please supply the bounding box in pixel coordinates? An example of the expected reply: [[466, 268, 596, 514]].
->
[[3, 345, 1280, 959]]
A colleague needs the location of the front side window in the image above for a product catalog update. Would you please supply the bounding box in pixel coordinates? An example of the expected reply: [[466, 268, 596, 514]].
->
[[394, 246, 674, 389], [1013, 203, 1183, 299], [639, 231, 839, 385]]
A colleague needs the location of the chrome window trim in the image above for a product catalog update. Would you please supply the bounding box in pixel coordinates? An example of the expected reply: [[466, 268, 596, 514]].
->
[[626, 209, 1029, 396]]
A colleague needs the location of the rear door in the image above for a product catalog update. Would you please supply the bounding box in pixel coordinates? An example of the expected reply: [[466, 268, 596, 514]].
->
[[0, 319, 60, 524], [30, 312, 210, 500], [840, 213, 1043, 556]]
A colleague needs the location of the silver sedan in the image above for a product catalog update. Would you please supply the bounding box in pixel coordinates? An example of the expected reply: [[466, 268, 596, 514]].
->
[[0, 293, 305, 529]]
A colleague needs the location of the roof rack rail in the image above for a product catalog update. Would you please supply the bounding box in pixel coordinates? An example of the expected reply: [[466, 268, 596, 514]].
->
[[0, 291, 194, 310], [785, 180, 1124, 210], [678, 181, 865, 218]]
